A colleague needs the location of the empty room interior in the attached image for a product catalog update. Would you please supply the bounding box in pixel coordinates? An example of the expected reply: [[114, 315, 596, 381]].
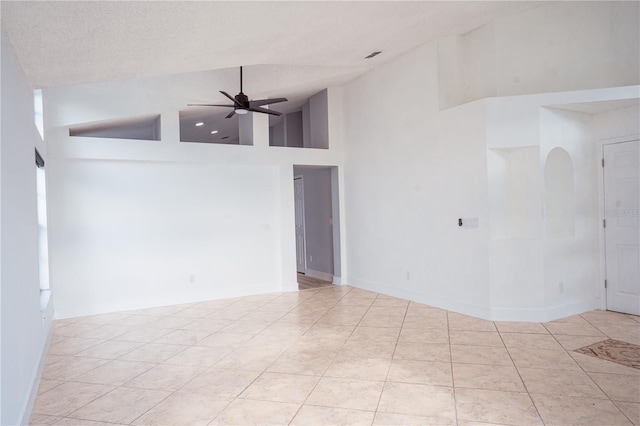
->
[[1, 1, 640, 425]]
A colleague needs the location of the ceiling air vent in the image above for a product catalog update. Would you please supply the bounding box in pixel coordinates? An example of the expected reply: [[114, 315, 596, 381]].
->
[[365, 51, 381, 59]]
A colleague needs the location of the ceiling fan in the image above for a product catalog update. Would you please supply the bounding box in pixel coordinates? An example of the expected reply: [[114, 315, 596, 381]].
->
[[188, 66, 288, 119]]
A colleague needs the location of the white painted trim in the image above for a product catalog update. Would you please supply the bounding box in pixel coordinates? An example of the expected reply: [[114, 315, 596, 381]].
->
[[20, 317, 54, 425], [332, 276, 343, 285], [294, 175, 307, 274], [348, 276, 492, 320], [489, 308, 549, 323], [596, 134, 640, 311], [54, 280, 279, 319], [349, 276, 600, 322], [491, 298, 599, 323], [330, 166, 342, 284], [305, 268, 333, 282], [543, 298, 601, 322]]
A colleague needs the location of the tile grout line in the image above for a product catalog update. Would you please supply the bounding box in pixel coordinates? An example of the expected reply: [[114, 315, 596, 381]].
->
[[53, 296, 282, 424], [447, 310, 460, 426], [36, 297, 639, 426], [63, 345, 195, 424], [570, 314, 637, 425], [211, 292, 326, 425], [285, 285, 361, 425], [495, 323, 545, 425], [40, 338, 157, 421], [370, 296, 410, 424]]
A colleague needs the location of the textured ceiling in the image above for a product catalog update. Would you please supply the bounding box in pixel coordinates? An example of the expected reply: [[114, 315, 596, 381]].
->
[[1, 1, 546, 90]]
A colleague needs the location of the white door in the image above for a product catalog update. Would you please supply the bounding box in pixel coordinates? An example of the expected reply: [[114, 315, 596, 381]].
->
[[604, 140, 640, 315], [294, 177, 306, 273]]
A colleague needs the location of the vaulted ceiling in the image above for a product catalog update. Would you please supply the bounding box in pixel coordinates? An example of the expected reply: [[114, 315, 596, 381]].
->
[[2, 1, 545, 92]]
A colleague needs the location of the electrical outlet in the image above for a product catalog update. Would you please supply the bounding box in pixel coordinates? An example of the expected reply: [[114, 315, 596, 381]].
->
[[406, 271, 411, 280], [189, 274, 196, 284], [559, 281, 564, 294]]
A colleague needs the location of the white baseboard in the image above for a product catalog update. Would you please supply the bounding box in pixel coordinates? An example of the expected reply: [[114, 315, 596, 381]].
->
[[544, 299, 600, 322], [305, 268, 334, 282], [55, 282, 283, 319], [490, 299, 599, 322], [332, 276, 343, 285], [347, 276, 492, 319], [489, 307, 549, 323], [347, 276, 600, 323], [20, 313, 54, 425]]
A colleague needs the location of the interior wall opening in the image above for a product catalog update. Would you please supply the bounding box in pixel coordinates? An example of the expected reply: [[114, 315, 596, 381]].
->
[[270, 90, 329, 149], [179, 109, 241, 144], [293, 165, 341, 290]]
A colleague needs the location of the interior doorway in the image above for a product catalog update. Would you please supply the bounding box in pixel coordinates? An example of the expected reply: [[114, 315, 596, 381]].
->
[[603, 139, 640, 315], [293, 165, 341, 290]]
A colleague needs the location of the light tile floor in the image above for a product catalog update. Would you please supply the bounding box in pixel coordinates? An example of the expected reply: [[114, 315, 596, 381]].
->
[[298, 273, 333, 290], [31, 286, 640, 425]]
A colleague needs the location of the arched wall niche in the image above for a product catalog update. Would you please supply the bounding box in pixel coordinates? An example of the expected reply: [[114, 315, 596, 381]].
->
[[544, 147, 575, 238]]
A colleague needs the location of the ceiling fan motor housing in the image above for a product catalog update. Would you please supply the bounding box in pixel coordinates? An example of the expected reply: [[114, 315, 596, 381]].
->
[[187, 67, 287, 118], [235, 93, 250, 110]]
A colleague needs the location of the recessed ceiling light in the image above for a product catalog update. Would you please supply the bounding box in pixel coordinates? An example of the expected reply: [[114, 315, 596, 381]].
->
[[211, 130, 218, 134], [195, 122, 204, 126], [365, 51, 382, 59]]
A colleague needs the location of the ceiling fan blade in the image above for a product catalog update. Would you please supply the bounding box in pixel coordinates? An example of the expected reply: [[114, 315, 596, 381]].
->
[[249, 97, 288, 107], [225, 110, 236, 119], [220, 91, 242, 106], [188, 103, 235, 107], [248, 106, 282, 116]]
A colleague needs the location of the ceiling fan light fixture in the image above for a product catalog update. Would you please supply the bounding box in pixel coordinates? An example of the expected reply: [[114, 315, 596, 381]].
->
[[187, 66, 287, 119]]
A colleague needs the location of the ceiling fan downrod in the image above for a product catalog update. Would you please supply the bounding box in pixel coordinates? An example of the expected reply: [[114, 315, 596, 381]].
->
[[187, 66, 288, 118]]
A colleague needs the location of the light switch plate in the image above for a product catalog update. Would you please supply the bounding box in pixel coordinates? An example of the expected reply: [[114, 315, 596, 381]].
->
[[460, 218, 479, 228]]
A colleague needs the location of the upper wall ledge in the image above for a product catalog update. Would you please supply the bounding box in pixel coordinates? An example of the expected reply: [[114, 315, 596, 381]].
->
[[440, 85, 640, 114]]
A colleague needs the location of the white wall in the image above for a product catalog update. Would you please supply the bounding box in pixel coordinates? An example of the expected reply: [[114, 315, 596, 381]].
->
[[307, 90, 329, 149], [9, 2, 637, 422], [342, 40, 492, 317], [341, 1, 639, 320], [43, 73, 346, 319], [1, 28, 53, 425], [484, 90, 638, 320], [439, 2, 640, 108], [593, 104, 640, 142], [34, 1, 640, 329], [48, 161, 282, 318], [540, 109, 599, 315], [492, 2, 639, 97]]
